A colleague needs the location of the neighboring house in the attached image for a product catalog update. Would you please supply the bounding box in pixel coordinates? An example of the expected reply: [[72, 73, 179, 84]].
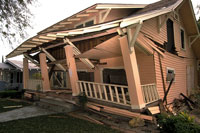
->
[[6, 0, 200, 110], [0, 60, 40, 90]]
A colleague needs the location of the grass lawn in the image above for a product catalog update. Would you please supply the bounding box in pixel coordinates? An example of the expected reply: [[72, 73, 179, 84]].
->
[[0, 98, 30, 113], [0, 113, 120, 133]]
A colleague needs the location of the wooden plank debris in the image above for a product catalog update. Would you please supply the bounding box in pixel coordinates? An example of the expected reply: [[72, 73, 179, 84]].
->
[[87, 102, 153, 121], [147, 106, 160, 115], [3, 105, 22, 109]]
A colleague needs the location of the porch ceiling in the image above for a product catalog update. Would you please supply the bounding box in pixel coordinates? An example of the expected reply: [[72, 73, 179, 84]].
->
[[75, 35, 121, 59]]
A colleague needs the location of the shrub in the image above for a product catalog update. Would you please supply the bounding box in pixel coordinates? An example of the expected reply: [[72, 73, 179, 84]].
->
[[157, 112, 200, 133], [0, 89, 25, 98]]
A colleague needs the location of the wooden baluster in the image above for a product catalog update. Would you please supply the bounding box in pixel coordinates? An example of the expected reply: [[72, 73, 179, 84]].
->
[[103, 85, 108, 101], [83, 82, 88, 96], [79, 82, 83, 93], [88, 82, 93, 97], [98, 84, 103, 99], [121, 87, 127, 104], [143, 86, 149, 103], [114, 86, 120, 103], [93, 84, 98, 98], [109, 86, 114, 102]]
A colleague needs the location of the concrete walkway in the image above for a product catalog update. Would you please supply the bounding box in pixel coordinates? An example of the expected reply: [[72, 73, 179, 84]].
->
[[0, 106, 56, 123]]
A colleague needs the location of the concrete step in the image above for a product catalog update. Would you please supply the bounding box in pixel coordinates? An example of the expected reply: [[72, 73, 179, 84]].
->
[[36, 96, 78, 113]]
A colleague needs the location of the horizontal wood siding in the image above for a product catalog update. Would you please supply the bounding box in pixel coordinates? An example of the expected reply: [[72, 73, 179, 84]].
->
[[136, 51, 156, 85], [145, 15, 198, 103]]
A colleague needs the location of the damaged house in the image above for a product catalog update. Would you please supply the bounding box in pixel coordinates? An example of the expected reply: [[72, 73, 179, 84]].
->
[[6, 0, 200, 111]]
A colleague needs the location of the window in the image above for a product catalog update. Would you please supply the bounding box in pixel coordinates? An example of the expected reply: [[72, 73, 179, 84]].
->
[[85, 20, 94, 27], [75, 18, 95, 28], [180, 29, 185, 49], [76, 24, 84, 28], [166, 19, 176, 54], [166, 68, 175, 82]]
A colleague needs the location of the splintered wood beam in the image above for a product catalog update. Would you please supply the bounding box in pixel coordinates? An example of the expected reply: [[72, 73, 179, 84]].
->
[[100, 9, 111, 23], [76, 14, 90, 17], [39, 36, 57, 40], [24, 53, 40, 66], [40, 48, 66, 71], [129, 21, 143, 49]]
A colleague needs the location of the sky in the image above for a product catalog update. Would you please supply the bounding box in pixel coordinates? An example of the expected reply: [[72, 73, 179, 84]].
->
[[0, 0, 200, 61]]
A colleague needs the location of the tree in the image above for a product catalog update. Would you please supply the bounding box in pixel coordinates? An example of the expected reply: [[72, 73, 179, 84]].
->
[[0, 0, 37, 46]]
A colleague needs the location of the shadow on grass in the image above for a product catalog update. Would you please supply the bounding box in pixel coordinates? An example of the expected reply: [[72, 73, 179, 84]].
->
[[0, 113, 120, 133]]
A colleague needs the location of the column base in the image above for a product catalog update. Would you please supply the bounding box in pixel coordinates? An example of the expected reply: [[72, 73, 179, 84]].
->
[[131, 104, 146, 109]]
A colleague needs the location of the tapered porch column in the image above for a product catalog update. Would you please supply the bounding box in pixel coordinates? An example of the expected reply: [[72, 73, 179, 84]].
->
[[119, 35, 145, 109], [94, 68, 101, 83], [64, 45, 79, 96], [23, 58, 29, 89], [39, 52, 50, 91]]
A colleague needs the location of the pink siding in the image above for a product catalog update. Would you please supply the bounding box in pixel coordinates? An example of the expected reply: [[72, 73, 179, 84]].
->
[[142, 15, 198, 103], [136, 50, 156, 85]]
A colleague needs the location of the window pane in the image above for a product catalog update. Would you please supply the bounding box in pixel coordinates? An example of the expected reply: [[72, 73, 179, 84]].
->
[[76, 24, 84, 28], [166, 19, 176, 54], [85, 20, 94, 27], [181, 29, 185, 49]]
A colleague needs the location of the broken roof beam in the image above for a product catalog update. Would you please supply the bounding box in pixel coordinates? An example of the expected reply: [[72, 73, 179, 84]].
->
[[24, 53, 40, 67], [40, 48, 66, 71], [21, 44, 37, 48], [64, 38, 95, 69]]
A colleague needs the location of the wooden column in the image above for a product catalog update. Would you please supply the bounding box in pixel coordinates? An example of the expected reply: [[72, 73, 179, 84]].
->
[[23, 58, 29, 89], [39, 52, 50, 91], [64, 45, 79, 96], [94, 68, 101, 83], [119, 35, 145, 109]]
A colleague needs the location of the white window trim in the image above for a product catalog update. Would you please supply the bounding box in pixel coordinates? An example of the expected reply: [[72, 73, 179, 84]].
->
[[180, 27, 186, 51], [74, 17, 96, 28], [166, 67, 175, 82]]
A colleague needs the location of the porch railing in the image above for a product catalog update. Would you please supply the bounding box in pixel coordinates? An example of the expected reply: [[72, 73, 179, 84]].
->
[[77, 81, 130, 106], [141, 83, 159, 103], [28, 79, 43, 91]]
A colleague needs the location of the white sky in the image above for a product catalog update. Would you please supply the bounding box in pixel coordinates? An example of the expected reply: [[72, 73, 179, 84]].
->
[[0, 0, 199, 61]]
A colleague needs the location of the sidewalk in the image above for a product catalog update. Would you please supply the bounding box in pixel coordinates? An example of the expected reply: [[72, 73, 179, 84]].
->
[[0, 105, 56, 123]]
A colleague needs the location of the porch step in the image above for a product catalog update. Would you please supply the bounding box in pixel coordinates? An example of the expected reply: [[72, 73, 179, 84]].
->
[[36, 96, 78, 113]]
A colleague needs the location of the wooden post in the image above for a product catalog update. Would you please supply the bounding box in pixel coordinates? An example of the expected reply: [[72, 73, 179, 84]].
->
[[39, 52, 50, 91], [94, 68, 101, 83], [119, 35, 145, 109], [23, 58, 29, 89], [64, 45, 79, 96]]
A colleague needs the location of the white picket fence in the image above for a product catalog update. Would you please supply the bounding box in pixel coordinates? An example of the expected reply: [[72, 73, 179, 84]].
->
[[28, 79, 43, 91], [77, 81, 130, 106]]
